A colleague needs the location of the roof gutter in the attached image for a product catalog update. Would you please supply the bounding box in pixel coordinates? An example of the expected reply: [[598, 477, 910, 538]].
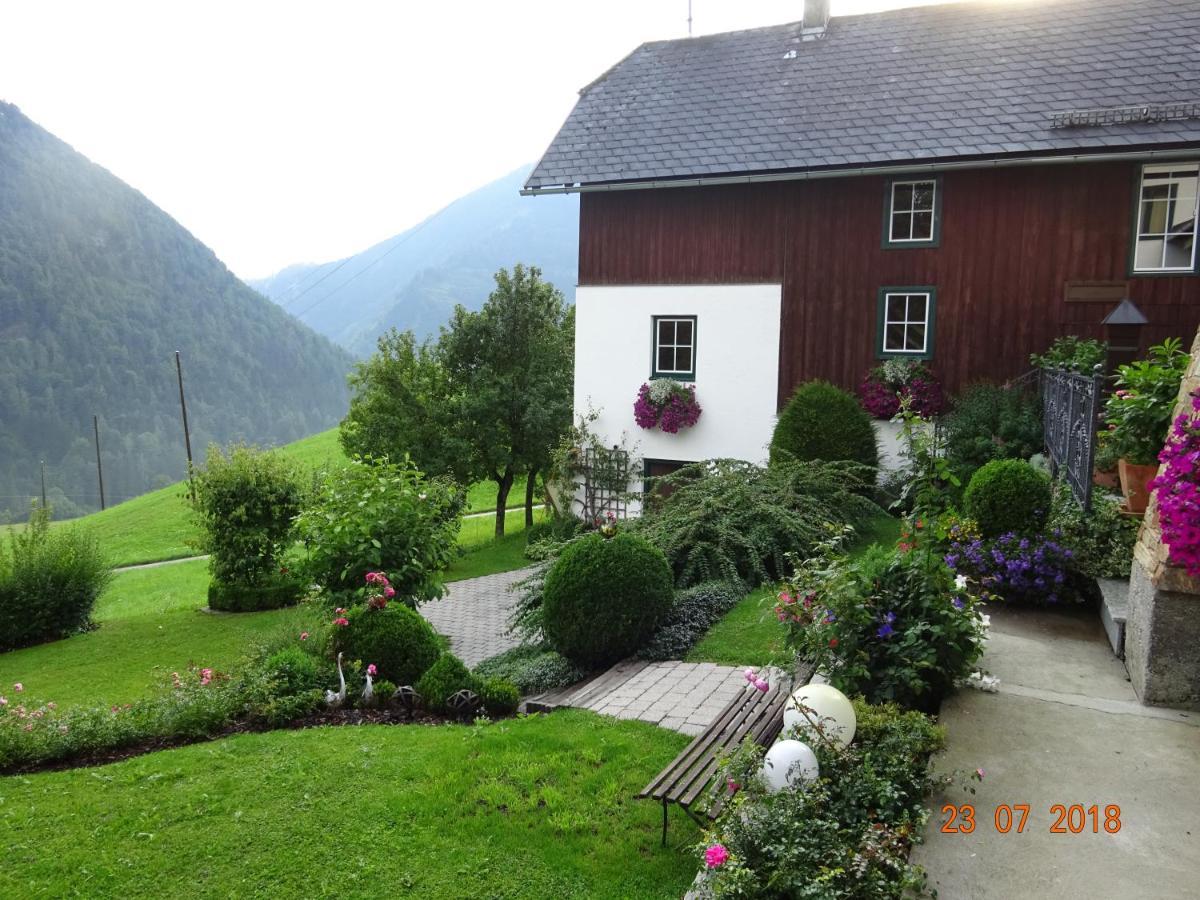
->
[[520, 147, 1200, 195]]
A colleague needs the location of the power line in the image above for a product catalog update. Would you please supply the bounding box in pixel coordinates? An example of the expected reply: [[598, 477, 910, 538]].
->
[[290, 212, 444, 321]]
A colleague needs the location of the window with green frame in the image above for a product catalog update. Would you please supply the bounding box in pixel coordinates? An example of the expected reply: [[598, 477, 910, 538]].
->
[[876, 287, 936, 359], [882, 177, 941, 248], [651, 315, 696, 379]]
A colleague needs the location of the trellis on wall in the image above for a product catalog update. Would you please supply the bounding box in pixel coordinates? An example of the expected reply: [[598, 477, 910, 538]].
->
[[578, 445, 633, 523]]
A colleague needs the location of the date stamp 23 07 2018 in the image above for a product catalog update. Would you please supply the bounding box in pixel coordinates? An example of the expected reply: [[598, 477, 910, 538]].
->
[[940, 803, 1123, 835]]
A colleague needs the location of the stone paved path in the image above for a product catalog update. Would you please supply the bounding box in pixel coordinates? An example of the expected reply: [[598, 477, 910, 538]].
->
[[420, 568, 531, 667], [553, 659, 749, 736]]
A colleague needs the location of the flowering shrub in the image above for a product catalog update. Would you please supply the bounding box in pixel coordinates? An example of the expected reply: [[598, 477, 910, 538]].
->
[[698, 700, 945, 899], [1103, 338, 1189, 465], [945, 528, 1076, 604], [633, 379, 702, 433], [858, 360, 944, 419], [332, 592, 442, 687], [1150, 391, 1200, 575], [295, 456, 465, 605], [781, 537, 986, 710]]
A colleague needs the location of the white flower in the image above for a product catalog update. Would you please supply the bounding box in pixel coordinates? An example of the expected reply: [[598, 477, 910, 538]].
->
[[955, 574, 968, 591]]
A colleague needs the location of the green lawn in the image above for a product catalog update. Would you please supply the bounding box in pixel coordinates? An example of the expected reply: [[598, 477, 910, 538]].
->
[[0, 511, 538, 711], [3, 428, 533, 568], [0, 710, 696, 899], [686, 514, 903, 667]]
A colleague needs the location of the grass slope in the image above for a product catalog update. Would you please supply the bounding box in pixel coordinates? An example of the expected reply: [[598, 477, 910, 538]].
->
[[0, 711, 696, 899], [4, 428, 531, 567], [687, 514, 903, 666]]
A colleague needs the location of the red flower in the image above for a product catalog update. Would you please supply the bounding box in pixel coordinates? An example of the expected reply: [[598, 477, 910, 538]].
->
[[828, 637, 839, 648]]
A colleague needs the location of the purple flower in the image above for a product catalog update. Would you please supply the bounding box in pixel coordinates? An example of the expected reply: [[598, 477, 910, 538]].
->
[[876, 622, 895, 639], [952, 597, 965, 610]]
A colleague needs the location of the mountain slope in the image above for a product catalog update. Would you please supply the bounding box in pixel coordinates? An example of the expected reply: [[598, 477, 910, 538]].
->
[[0, 101, 352, 522], [252, 166, 578, 354]]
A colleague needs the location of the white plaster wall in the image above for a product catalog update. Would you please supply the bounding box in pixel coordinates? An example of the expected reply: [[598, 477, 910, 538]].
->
[[574, 284, 782, 510]]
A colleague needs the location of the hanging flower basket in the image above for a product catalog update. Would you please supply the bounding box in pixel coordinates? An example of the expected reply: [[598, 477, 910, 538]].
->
[[634, 379, 702, 433]]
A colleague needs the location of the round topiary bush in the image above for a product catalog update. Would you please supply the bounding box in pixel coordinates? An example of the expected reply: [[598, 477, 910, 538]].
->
[[770, 381, 879, 469], [415, 652, 481, 712], [963, 459, 1052, 537], [541, 532, 673, 667], [333, 603, 441, 687]]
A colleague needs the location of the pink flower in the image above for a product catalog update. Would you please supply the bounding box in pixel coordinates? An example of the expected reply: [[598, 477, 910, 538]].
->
[[367, 664, 378, 677], [726, 778, 740, 794], [384, 585, 396, 599], [975, 768, 986, 780], [704, 844, 729, 868], [753, 677, 769, 693], [742, 667, 756, 683], [111, 705, 120, 713], [199, 668, 214, 686], [334, 617, 349, 627], [300, 632, 310, 641], [335, 607, 347, 616], [0, 697, 7, 707], [13, 683, 22, 693]]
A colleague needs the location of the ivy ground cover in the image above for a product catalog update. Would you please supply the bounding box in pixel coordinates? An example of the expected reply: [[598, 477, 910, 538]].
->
[[0, 711, 695, 899]]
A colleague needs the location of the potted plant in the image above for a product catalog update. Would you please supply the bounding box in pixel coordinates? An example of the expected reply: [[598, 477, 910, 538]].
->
[[857, 360, 943, 419], [1103, 338, 1189, 514], [1092, 428, 1120, 490], [633, 379, 702, 433]]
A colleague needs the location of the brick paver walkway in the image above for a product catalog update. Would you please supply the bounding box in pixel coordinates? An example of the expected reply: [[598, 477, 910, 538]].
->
[[420, 568, 531, 667], [564, 660, 748, 736]]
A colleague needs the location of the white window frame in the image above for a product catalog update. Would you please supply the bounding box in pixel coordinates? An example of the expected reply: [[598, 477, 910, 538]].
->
[[888, 179, 937, 244], [881, 291, 932, 355], [1133, 162, 1199, 273], [651, 315, 696, 378]]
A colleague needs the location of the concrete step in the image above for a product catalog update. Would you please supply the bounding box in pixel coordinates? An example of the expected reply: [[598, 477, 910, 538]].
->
[[1098, 577, 1129, 658]]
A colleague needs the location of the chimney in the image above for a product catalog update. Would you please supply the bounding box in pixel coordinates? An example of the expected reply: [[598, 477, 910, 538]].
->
[[802, 0, 830, 37]]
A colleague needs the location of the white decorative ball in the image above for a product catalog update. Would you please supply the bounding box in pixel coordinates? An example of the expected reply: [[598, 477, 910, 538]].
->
[[762, 739, 819, 792], [783, 683, 857, 749]]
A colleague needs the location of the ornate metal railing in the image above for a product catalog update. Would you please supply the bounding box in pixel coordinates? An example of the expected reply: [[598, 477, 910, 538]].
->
[[1041, 366, 1106, 509]]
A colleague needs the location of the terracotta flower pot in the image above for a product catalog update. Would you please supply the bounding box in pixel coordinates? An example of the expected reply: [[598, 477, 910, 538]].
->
[[1093, 467, 1119, 489], [1118, 458, 1158, 514]]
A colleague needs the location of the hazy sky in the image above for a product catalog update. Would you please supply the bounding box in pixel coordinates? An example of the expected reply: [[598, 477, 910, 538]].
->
[[3, 0, 979, 279]]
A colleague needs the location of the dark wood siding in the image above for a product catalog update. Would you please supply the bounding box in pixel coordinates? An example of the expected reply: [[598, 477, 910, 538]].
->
[[578, 161, 1200, 404]]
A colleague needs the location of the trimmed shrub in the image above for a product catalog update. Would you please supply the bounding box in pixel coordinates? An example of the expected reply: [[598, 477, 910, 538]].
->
[[638, 581, 743, 661], [208, 575, 304, 612], [477, 677, 520, 716], [632, 459, 880, 588], [295, 456, 465, 606], [770, 381, 878, 469], [541, 533, 674, 667], [943, 383, 1043, 477], [0, 507, 111, 652], [333, 603, 441, 687], [415, 653, 480, 713], [963, 459, 1051, 538], [191, 443, 306, 591], [474, 643, 585, 694]]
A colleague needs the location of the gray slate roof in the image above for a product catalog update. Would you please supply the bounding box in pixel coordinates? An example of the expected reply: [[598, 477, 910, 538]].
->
[[526, 0, 1200, 192]]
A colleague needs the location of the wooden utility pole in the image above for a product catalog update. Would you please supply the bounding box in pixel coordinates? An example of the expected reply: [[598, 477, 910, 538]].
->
[[93, 414, 106, 511], [175, 350, 196, 501], [39, 460, 46, 509]]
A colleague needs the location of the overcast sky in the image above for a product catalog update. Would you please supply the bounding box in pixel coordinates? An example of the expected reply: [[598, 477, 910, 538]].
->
[[3, 0, 978, 279]]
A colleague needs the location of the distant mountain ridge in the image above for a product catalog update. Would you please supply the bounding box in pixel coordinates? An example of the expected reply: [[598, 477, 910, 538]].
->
[[0, 101, 352, 522], [251, 166, 578, 354]]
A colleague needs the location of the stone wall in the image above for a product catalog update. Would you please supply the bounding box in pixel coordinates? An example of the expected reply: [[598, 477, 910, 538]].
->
[[1125, 327, 1200, 708]]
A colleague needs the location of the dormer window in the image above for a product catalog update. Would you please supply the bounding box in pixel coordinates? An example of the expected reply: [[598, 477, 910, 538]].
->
[[884, 178, 940, 248]]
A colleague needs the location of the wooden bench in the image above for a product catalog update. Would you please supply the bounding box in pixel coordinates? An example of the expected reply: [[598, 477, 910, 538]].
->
[[638, 661, 815, 845]]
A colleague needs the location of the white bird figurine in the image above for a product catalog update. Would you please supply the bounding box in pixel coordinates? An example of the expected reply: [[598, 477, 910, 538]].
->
[[325, 652, 347, 708], [361, 669, 375, 707]]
